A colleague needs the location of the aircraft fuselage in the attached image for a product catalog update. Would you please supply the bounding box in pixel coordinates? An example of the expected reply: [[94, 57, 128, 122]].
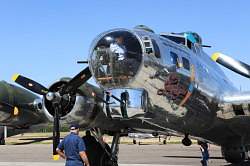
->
[[88, 27, 250, 148]]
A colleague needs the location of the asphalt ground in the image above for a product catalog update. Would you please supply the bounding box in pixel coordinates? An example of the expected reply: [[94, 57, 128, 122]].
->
[[0, 144, 243, 166], [3, 133, 250, 165]]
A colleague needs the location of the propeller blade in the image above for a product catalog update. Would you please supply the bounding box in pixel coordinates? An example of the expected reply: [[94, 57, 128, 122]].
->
[[211, 52, 250, 78], [60, 67, 92, 95], [52, 103, 60, 160], [12, 74, 49, 95]]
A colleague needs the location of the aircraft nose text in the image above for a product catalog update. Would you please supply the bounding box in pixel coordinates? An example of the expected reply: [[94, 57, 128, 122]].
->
[[89, 30, 143, 88]]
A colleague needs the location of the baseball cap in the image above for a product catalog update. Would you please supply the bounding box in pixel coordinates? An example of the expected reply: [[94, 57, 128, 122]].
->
[[69, 124, 80, 130]]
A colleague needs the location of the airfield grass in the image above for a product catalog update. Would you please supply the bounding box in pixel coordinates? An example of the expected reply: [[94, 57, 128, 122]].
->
[[5, 132, 197, 145]]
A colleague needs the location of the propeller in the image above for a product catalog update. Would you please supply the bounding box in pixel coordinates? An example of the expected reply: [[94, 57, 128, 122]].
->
[[12, 66, 92, 160], [211, 52, 250, 78]]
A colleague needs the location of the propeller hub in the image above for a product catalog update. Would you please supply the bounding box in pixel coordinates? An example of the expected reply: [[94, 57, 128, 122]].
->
[[44, 80, 76, 117], [46, 92, 61, 103], [46, 92, 55, 101]]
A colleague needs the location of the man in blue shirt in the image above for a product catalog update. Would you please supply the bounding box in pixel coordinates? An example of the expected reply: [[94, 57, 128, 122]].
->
[[57, 124, 90, 166]]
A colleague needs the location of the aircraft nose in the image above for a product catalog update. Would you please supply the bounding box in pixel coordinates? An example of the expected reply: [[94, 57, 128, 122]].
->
[[89, 30, 143, 88]]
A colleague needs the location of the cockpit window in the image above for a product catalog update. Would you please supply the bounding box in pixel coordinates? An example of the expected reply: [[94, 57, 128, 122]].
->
[[161, 32, 203, 52], [161, 35, 186, 45]]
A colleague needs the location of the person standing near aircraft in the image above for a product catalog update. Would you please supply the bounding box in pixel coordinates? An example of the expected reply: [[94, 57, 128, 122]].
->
[[198, 141, 210, 166], [57, 124, 90, 166]]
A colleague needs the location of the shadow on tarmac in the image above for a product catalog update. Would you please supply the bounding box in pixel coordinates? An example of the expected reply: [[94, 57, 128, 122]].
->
[[163, 155, 223, 159], [12, 137, 53, 145], [164, 156, 250, 166], [224, 161, 250, 166]]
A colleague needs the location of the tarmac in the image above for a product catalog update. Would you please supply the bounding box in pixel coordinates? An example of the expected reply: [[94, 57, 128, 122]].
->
[[0, 143, 245, 166]]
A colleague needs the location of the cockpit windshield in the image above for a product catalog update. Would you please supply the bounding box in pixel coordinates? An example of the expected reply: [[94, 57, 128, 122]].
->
[[161, 32, 203, 52], [161, 34, 186, 45]]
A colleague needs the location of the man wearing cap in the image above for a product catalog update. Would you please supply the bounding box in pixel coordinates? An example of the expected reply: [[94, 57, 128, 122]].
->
[[56, 124, 90, 166]]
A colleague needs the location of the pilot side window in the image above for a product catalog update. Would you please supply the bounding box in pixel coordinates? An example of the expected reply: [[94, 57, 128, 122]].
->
[[170, 52, 179, 66], [182, 57, 190, 71], [163, 35, 185, 45]]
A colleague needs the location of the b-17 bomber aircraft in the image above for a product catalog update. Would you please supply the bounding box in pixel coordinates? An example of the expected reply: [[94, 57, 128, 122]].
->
[[8, 25, 250, 165]]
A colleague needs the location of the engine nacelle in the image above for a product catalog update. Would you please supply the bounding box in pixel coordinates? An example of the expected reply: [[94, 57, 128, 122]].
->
[[42, 79, 98, 128]]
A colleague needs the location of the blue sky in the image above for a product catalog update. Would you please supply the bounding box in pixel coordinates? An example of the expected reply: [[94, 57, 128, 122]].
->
[[0, 0, 250, 90]]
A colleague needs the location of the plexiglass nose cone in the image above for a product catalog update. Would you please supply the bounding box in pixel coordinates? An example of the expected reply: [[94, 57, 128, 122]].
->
[[89, 30, 143, 88]]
